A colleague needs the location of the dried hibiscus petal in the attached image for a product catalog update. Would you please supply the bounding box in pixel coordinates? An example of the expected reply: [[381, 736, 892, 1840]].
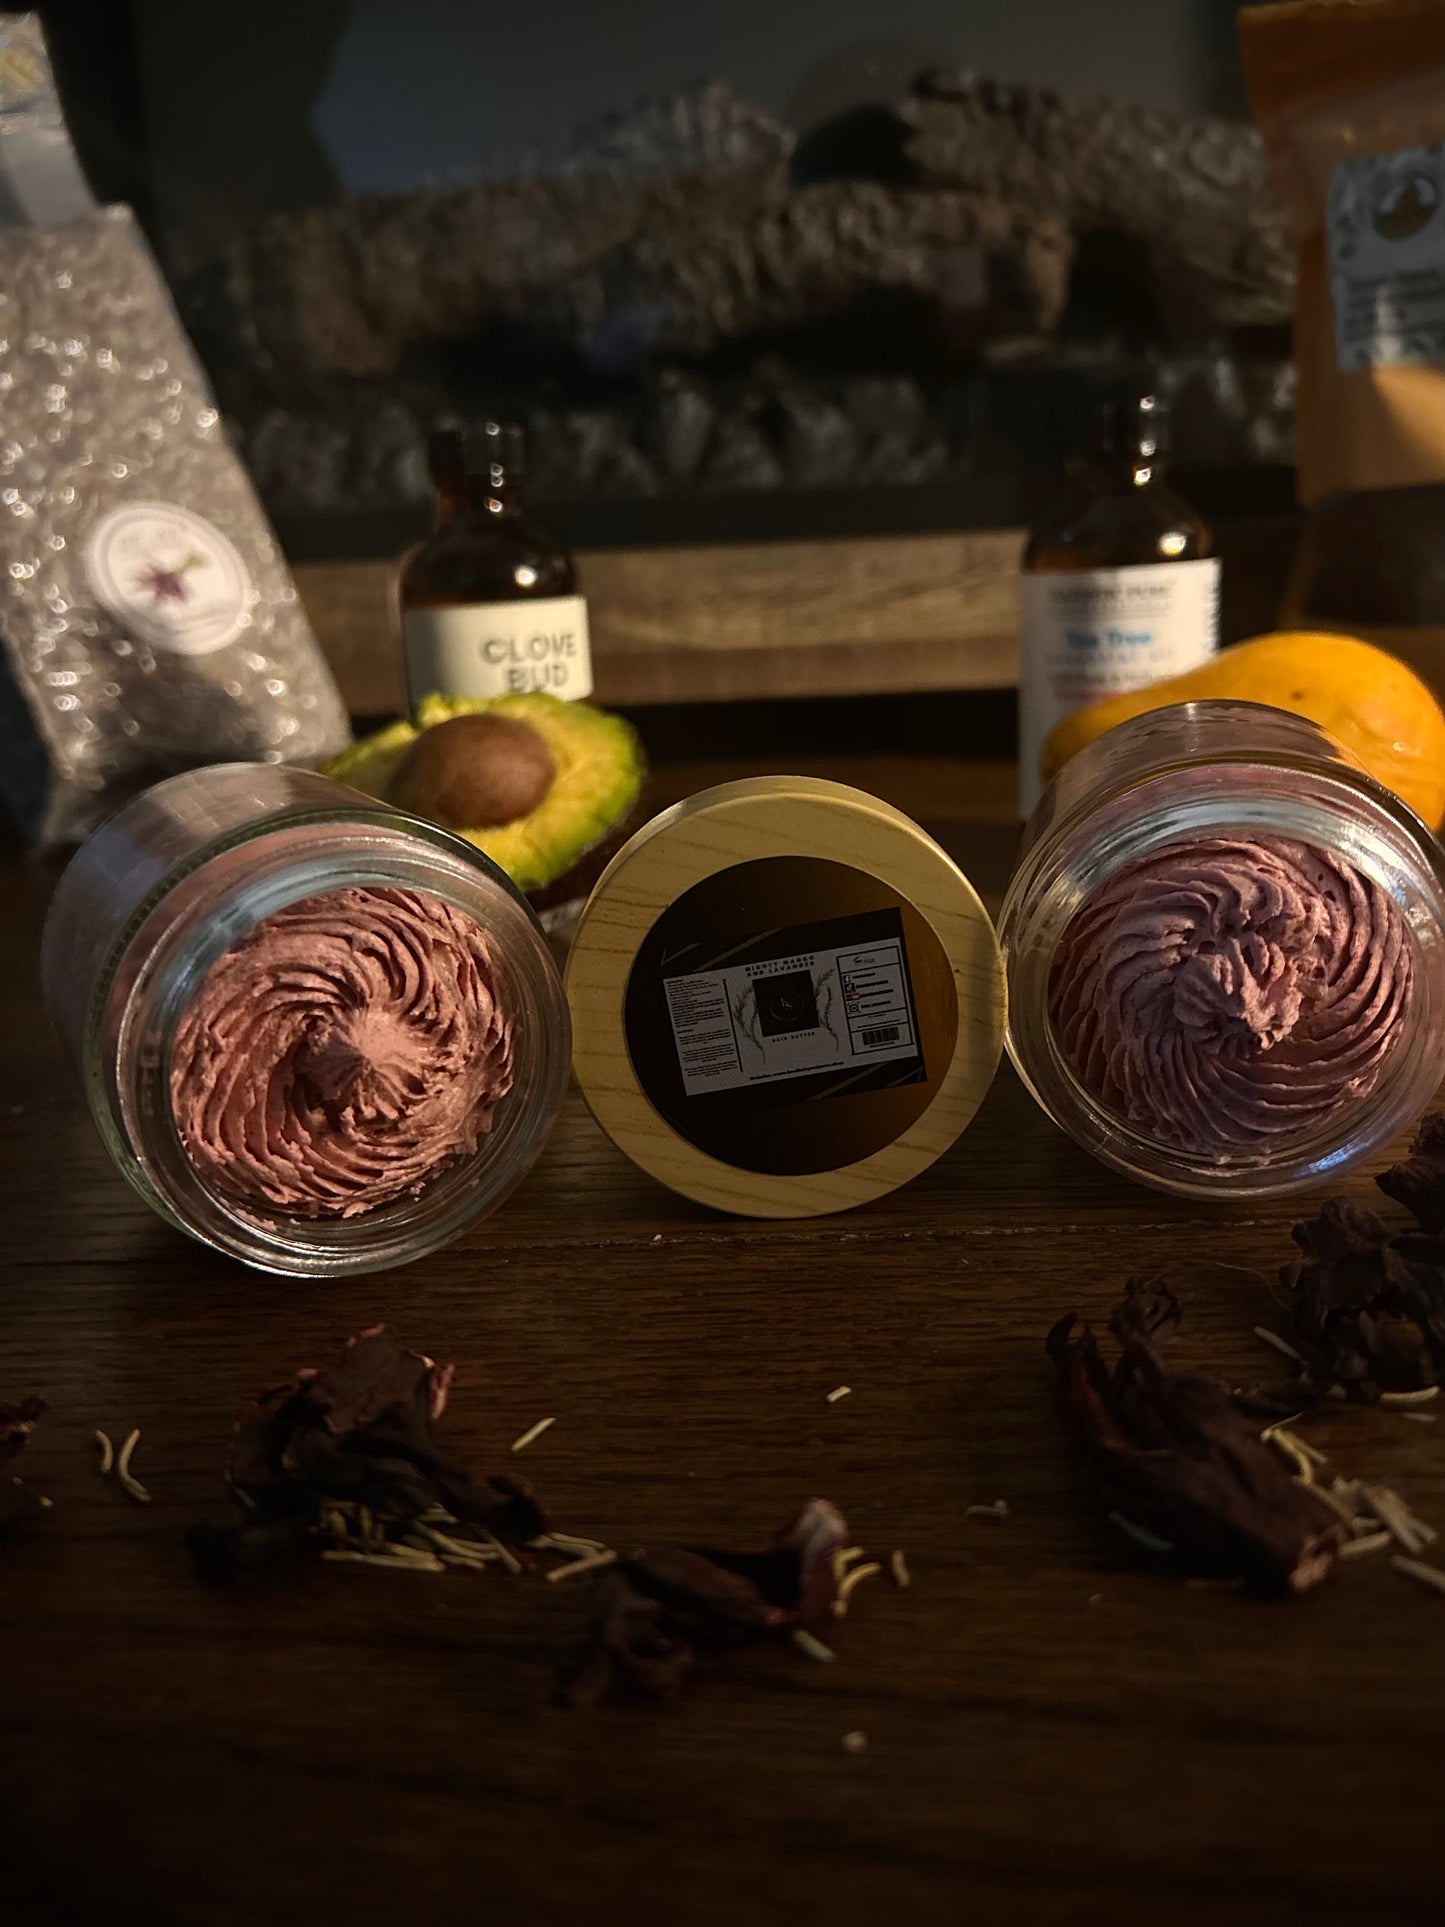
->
[[562, 1570, 699, 1705], [696, 1494, 848, 1627], [1377, 1111, 1445, 1233], [558, 1498, 849, 1707], [1110, 1275, 1182, 1346], [188, 1327, 545, 1580], [1384, 1233, 1445, 1360], [1281, 1194, 1445, 1400], [1048, 1296, 1339, 1593], [0, 1396, 45, 1460], [0, 1396, 49, 1531]]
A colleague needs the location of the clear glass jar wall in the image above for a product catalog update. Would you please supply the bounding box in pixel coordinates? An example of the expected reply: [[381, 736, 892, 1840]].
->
[[42, 765, 570, 1275], [998, 701, 1445, 1198]]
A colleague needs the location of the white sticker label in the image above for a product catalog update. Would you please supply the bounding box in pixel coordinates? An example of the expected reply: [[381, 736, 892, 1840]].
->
[[1018, 556, 1219, 815], [1328, 142, 1445, 371], [84, 501, 255, 656], [664, 937, 919, 1098], [404, 595, 592, 702]]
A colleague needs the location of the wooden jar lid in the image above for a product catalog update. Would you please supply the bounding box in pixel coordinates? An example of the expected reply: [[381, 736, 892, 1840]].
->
[[565, 777, 1006, 1218]]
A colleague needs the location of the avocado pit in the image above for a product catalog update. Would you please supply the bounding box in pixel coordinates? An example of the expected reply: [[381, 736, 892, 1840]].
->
[[388, 713, 556, 829]]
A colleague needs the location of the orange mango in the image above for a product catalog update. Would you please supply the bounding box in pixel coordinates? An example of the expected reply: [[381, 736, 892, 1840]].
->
[[1040, 630, 1445, 829]]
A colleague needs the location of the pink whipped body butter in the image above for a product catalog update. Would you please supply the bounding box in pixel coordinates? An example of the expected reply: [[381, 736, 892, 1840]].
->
[[170, 886, 515, 1220], [1050, 835, 1414, 1159], [1001, 703, 1445, 1198], [43, 766, 569, 1275]]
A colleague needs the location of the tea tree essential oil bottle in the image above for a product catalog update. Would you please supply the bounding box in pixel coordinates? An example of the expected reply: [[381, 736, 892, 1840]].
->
[[1018, 389, 1218, 814]]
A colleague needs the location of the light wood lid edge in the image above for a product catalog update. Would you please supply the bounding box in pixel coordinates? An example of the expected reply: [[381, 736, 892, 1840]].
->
[[565, 779, 1006, 1218]]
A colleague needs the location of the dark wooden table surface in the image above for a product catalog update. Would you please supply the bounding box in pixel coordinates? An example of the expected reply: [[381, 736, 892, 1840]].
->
[[4, 746, 1444, 1927]]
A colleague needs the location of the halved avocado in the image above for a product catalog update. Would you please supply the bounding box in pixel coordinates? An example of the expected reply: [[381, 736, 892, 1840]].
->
[[325, 692, 645, 895]]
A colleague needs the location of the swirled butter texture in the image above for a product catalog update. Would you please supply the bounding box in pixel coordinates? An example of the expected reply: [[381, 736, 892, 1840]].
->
[[170, 887, 514, 1217], [1049, 836, 1414, 1158]]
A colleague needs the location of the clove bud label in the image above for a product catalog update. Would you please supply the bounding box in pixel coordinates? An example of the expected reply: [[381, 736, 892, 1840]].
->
[[404, 595, 593, 703]]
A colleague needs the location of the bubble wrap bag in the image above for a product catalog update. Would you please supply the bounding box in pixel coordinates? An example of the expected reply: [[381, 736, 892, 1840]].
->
[[0, 201, 351, 845]]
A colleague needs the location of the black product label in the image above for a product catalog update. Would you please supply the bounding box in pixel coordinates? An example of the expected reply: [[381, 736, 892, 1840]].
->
[[663, 909, 923, 1099], [623, 856, 956, 1176]]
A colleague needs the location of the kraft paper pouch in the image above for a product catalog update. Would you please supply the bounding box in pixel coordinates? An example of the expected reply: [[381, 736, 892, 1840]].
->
[[0, 15, 349, 846], [1241, 0, 1445, 505]]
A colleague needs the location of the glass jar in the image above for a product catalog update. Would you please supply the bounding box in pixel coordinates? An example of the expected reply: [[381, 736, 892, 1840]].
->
[[998, 701, 1445, 1198], [42, 764, 570, 1275]]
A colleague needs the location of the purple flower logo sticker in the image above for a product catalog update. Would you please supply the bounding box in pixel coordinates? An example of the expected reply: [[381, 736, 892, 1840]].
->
[[85, 502, 254, 655], [133, 550, 206, 605]]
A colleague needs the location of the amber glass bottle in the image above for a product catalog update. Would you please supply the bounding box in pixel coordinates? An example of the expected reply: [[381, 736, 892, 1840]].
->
[[1018, 391, 1218, 814], [399, 423, 592, 708]]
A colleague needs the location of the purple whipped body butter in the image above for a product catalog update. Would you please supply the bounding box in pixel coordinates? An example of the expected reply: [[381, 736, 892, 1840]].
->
[[1048, 835, 1414, 1159], [42, 765, 570, 1276], [170, 886, 515, 1219], [1000, 702, 1445, 1199]]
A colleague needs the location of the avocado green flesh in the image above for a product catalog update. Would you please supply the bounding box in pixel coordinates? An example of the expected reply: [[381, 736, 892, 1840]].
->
[[324, 692, 645, 895], [325, 718, 416, 799]]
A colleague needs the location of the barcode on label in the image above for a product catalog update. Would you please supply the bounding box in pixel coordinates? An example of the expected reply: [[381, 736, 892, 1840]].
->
[[858, 1025, 900, 1048]]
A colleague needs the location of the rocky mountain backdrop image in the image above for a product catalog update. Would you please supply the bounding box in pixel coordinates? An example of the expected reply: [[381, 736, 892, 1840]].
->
[[182, 76, 1298, 521]]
